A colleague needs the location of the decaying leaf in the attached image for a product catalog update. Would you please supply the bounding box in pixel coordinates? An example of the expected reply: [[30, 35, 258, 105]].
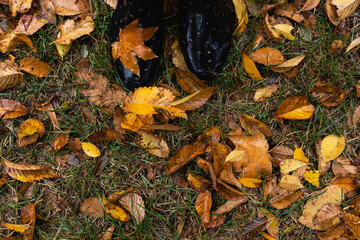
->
[[203, 214, 226, 228], [0, 60, 24, 92], [118, 192, 145, 224], [136, 130, 169, 158], [263, 14, 282, 42], [321, 135, 345, 162], [80, 197, 104, 217], [82, 142, 101, 157], [326, 0, 342, 26], [270, 145, 294, 164], [271, 55, 305, 73], [342, 212, 360, 238], [259, 208, 279, 239], [254, 84, 279, 102], [188, 172, 212, 192], [318, 222, 349, 240], [175, 68, 206, 94], [311, 86, 349, 107], [0, 30, 35, 53], [102, 225, 115, 240], [1, 158, 59, 182], [111, 19, 158, 77], [331, 0, 360, 20], [313, 203, 341, 230], [195, 190, 212, 224], [279, 174, 304, 191], [352, 105, 360, 127], [275, 96, 315, 122], [17, 119, 45, 146], [102, 196, 130, 222], [55, 16, 94, 45], [10, 0, 33, 16], [214, 196, 248, 214], [19, 58, 52, 78], [304, 170, 320, 187], [52, 0, 81, 16], [171, 39, 187, 70], [20, 202, 35, 240], [274, 4, 304, 22], [0, 99, 28, 119], [239, 113, 271, 137], [89, 128, 124, 143], [249, 47, 284, 66]]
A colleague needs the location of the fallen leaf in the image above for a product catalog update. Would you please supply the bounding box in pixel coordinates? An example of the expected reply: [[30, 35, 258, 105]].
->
[[102, 225, 115, 240], [239, 113, 272, 137], [293, 148, 309, 163], [271, 190, 304, 209], [318, 222, 349, 240], [311, 86, 349, 107], [313, 203, 341, 230], [271, 55, 306, 73], [352, 105, 360, 126], [232, 0, 248, 35], [239, 178, 263, 188], [19, 58, 52, 77], [273, 24, 296, 40], [17, 119, 45, 146], [17, 182, 36, 201], [55, 16, 94, 45], [254, 84, 279, 102], [10, 0, 33, 16], [51, 0, 81, 15], [274, 4, 304, 22], [171, 173, 189, 188], [279, 174, 304, 191], [51, 130, 70, 150], [195, 190, 212, 224], [102, 196, 130, 222], [118, 193, 145, 224], [170, 87, 216, 111], [263, 14, 282, 42], [249, 47, 284, 66], [275, 96, 315, 122], [326, 0, 341, 26], [1, 158, 59, 182], [20, 202, 35, 240], [120, 113, 154, 132], [212, 143, 230, 176], [346, 36, 360, 53], [0, 60, 24, 92], [330, 177, 360, 194], [82, 142, 101, 157], [242, 52, 263, 80], [270, 145, 294, 164], [280, 159, 308, 175], [332, 160, 358, 177], [111, 19, 158, 77], [321, 135, 345, 162], [214, 196, 248, 214], [342, 212, 360, 238], [301, 0, 321, 11], [0, 177, 8, 187], [136, 130, 169, 158], [0, 30, 35, 53], [331, 0, 360, 20], [80, 197, 104, 217], [0, 99, 28, 119], [203, 214, 226, 228], [298, 185, 343, 230], [55, 32, 71, 57], [242, 217, 268, 237], [0, 223, 29, 232], [89, 128, 124, 143], [304, 170, 320, 187], [171, 39, 187, 70], [225, 149, 245, 163], [259, 208, 279, 239], [328, 40, 345, 54], [175, 68, 206, 94], [188, 173, 212, 192]]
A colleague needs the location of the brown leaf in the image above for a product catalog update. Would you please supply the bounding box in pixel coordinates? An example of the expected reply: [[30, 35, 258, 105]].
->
[[188, 173, 212, 192], [102, 225, 115, 240], [254, 84, 279, 102], [171, 173, 189, 188], [239, 113, 271, 137], [212, 143, 230, 176], [55, 16, 94, 45], [352, 105, 360, 127], [242, 217, 268, 237], [118, 193, 145, 224], [270, 145, 294, 165], [214, 196, 248, 215], [20, 202, 35, 240], [80, 197, 104, 217], [136, 131, 169, 158], [19, 58, 52, 77], [0, 29, 35, 53], [330, 178, 360, 194], [195, 190, 212, 224], [311, 86, 349, 107], [166, 141, 206, 177], [263, 14, 282, 42], [318, 222, 349, 240], [329, 40, 345, 54], [142, 124, 183, 131], [17, 119, 45, 146], [170, 87, 216, 111], [0, 99, 28, 119], [175, 68, 206, 94], [51, 129, 70, 150], [274, 4, 304, 22], [275, 96, 315, 122], [313, 203, 341, 230], [342, 212, 360, 238], [249, 47, 284, 66], [203, 214, 226, 228], [332, 0, 360, 21], [15, 15, 46, 35], [0, 60, 24, 92], [325, 0, 341, 26], [1, 158, 59, 182], [52, 0, 81, 15], [0, 177, 8, 187], [271, 190, 303, 209], [17, 182, 36, 201], [216, 180, 245, 200], [332, 160, 358, 177], [259, 208, 279, 239], [89, 128, 124, 143], [111, 19, 158, 77]]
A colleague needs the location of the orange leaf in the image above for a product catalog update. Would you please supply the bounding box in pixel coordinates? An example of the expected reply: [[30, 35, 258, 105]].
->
[[311, 86, 349, 107], [170, 87, 216, 111], [102, 196, 130, 222], [51, 129, 70, 150], [239, 113, 272, 137], [111, 19, 158, 77], [275, 96, 315, 122], [195, 190, 212, 224], [188, 172, 212, 192], [19, 58, 52, 78], [249, 47, 284, 66], [0, 99, 28, 119], [203, 214, 226, 228], [0, 223, 29, 232], [20, 202, 35, 240], [1, 158, 59, 182], [242, 52, 263, 80], [17, 119, 45, 147], [342, 212, 360, 238], [55, 16, 94, 45], [254, 84, 278, 102], [175, 68, 206, 94], [0, 29, 35, 53]]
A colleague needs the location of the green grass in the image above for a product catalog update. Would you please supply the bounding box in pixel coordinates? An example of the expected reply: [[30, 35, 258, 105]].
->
[[1, 0, 360, 239]]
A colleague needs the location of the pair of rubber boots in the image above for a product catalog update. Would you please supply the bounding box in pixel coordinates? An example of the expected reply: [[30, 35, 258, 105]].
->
[[109, 0, 232, 90]]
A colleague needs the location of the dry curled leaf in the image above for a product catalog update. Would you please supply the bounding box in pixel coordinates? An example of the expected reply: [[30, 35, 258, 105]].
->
[[55, 16, 94, 45], [275, 96, 315, 122], [118, 192, 145, 224], [232, 0, 248, 35], [0, 30, 35, 53], [17, 119, 45, 146], [188, 172, 212, 192], [111, 19, 158, 77], [170, 87, 216, 111], [346, 36, 360, 53], [1, 158, 59, 182], [311, 86, 349, 107], [0, 99, 28, 119], [19, 58, 52, 78], [342, 212, 360, 238], [102, 196, 130, 222], [242, 51, 263, 80], [271, 55, 305, 73], [239, 113, 271, 137], [249, 47, 284, 66]]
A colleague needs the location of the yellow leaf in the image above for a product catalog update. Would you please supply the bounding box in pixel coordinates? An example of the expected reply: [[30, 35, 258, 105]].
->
[[271, 55, 306, 73], [273, 24, 296, 40], [171, 40, 187, 71], [170, 87, 216, 111], [136, 131, 169, 158], [293, 148, 309, 163], [102, 196, 130, 222], [239, 178, 263, 188], [17, 119, 45, 147], [82, 142, 101, 157], [280, 159, 308, 175], [242, 52, 263, 80], [0, 222, 30, 232], [275, 96, 315, 122], [225, 150, 245, 162], [279, 174, 304, 191], [254, 84, 279, 102], [20, 58, 52, 78], [56, 32, 72, 57], [55, 16, 94, 45], [0, 30, 35, 53], [232, 0, 248, 35], [321, 135, 345, 162]]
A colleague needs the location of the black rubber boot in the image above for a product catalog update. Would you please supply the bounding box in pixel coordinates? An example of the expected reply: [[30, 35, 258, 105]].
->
[[109, 0, 163, 90], [178, 0, 232, 80]]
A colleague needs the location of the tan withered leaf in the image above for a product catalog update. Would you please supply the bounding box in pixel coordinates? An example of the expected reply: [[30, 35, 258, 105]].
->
[[298, 185, 343, 230], [326, 0, 341, 26], [17, 119, 45, 147], [203, 214, 226, 228], [112, 19, 158, 77], [249, 47, 284, 66], [239, 113, 271, 137], [0, 99, 27, 119], [51, 130, 70, 150], [342, 212, 360, 238], [10, 0, 33, 16], [166, 141, 206, 177], [301, 0, 321, 11], [52, 0, 81, 15], [89, 128, 124, 143], [271, 55, 306, 73], [254, 84, 278, 102], [188, 172, 212, 192], [275, 96, 315, 122], [80, 197, 104, 217], [17, 182, 36, 201], [279, 175, 304, 191], [313, 203, 341, 230], [346, 36, 360, 53], [274, 4, 304, 22], [171, 39, 187, 71], [214, 196, 248, 215], [136, 130, 169, 158], [352, 105, 360, 126], [0, 30, 35, 53], [0, 60, 24, 92], [332, 159, 357, 177], [311, 86, 349, 107], [331, 0, 360, 20], [102, 225, 115, 240], [242, 52, 263, 80], [175, 68, 206, 94], [1, 158, 59, 182], [195, 190, 212, 224], [270, 145, 294, 164], [118, 193, 145, 224], [55, 16, 94, 45], [19, 58, 52, 78], [102, 196, 130, 222], [318, 222, 349, 240], [170, 87, 216, 111]]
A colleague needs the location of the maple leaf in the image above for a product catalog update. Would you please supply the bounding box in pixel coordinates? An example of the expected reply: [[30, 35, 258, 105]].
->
[[111, 19, 158, 77]]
